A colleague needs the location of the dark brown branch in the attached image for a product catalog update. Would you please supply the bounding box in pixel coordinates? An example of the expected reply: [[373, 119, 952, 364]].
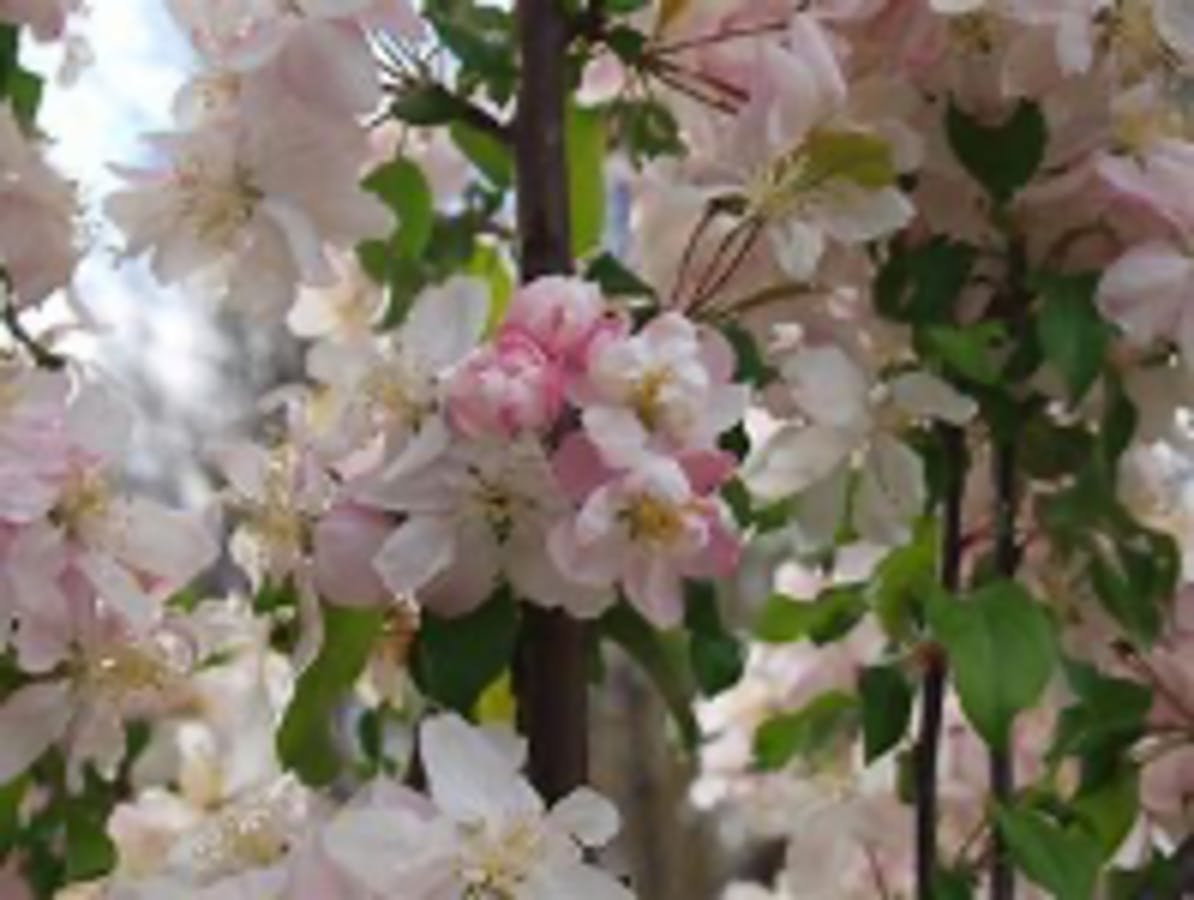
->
[[916, 424, 967, 899], [989, 434, 1020, 900], [511, 0, 589, 803]]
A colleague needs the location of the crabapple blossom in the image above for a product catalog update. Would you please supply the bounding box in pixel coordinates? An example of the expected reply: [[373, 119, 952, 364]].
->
[[744, 342, 975, 546], [166, 0, 422, 117], [503, 275, 613, 375], [549, 446, 739, 627], [579, 312, 748, 469], [0, 107, 78, 306], [445, 330, 565, 438], [106, 110, 389, 316], [324, 713, 632, 900], [366, 434, 609, 617], [302, 275, 489, 469]]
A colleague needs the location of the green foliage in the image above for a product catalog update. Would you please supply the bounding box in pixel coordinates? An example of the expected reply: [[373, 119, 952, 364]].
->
[[928, 581, 1057, 748], [277, 605, 384, 787], [685, 583, 745, 697], [945, 100, 1047, 205], [859, 664, 914, 763], [451, 121, 513, 187], [753, 692, 859, 771], [921, 322, 1007, 386], [1034, 272, 1109, 403], [412, 587, 519, 715], [423, 1, 517, 104], [585, 252, 655, 299], [362, 158, 433, 259], [754, 585, 867, 645], [1040, 467, 1179, 645], [996, 805, 1102, 900], [867, 521, 940, 641], [0, 26, 42, 127], [876, 237, 977, 325], [567, 104, 607, 258], [1050, 662, 1151, 776]]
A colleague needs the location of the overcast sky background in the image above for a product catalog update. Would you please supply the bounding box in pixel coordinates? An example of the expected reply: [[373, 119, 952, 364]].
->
[[24, 4, 270, 500]]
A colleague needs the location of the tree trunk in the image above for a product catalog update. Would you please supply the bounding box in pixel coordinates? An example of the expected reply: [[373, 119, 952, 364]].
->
[[511, 0, 589, 802]]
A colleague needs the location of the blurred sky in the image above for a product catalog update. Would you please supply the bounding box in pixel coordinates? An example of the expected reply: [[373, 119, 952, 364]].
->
[[22, 3, 270, 500]]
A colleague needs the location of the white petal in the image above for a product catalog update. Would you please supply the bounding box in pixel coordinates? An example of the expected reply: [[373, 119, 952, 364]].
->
[[818, 185, 914, 244], [888, 371, 976, 425], [549, 788, 620, 847], [404, 276, 490, 372], [323, 807, 455, 895], [0, 680, 72, 784], [855, 435, 925, 546], [420, 713, 543, 825], [742, 423, 858, 500], [372, 515, 456, 596], [779, 344, 870, 429], [522, 862, 634, 900]]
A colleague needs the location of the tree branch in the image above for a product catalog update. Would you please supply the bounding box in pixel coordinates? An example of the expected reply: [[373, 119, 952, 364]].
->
[[916, 424, 967, 899], [989, 433, 1020, 900], [511, 0, 589, 803]]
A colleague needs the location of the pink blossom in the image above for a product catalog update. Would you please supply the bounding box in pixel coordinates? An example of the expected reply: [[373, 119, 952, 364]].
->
[[502, 275, 613, 374], [312, 502, 392, 608], [106, 108, 389, 316], [578, 312, 749, 469], [167, 0, 423, 117], [0, 108, 77, 307], [0, 0, 77, 41], [549, 454, 739, 627], [446, 332, 564, 439]]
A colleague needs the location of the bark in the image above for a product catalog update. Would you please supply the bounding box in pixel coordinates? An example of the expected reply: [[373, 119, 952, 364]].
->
[[511, 0, 589, 803]]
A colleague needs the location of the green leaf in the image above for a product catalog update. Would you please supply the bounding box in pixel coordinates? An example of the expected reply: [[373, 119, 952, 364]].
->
[[64, 800, 116, 883], [450, 121, 513, 187], [600, 602, 699, 749], [412, 587, 519, 715], [1035, 272, 1108, 402], [753, 692, 859, 771], [389, 83, 460, 126], [468, 241, 514, 332], [867, 522, 940, 641], [859, 664, 914, 763], [934, 867, 976, 900], [996, 806, 1102, 900], [1051, 662, 1151, 766], [362, 158, 433, 259], [754, 585, 867, 645], [1073, 766, 1139, 858], [923, 323, 1006, 385], [876, 237, 977, 325], [685, 584, 745, 697], [585, 252, 655, 298], [277, 605, 384, 786], [0, 774, 25, 856], [567, 104, 607, 258], [928, 581, 1057, 747], [945, 100, 1047, 204]]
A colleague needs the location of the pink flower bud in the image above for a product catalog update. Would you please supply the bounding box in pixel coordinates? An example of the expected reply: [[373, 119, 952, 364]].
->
[[503, 276, 611, 367], [445, 332, 564, 438]]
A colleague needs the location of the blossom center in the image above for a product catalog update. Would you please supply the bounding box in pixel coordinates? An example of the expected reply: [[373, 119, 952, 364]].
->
[[623, 493, 686, 544], [458, 817, 544, 898], [630, 367, 672, 428], [174, 161, 261, 248]]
